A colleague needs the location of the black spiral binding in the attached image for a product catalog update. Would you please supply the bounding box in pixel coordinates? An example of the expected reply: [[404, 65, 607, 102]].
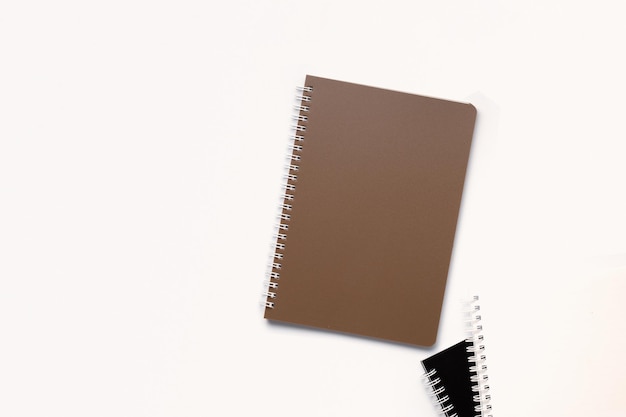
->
[[263, 85, 313, 310], [467, 296, 492, 417]]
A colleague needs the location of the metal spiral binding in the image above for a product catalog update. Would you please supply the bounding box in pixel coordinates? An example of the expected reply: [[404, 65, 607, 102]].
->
[[262, 85, 313, 310], [467, 296, 493, 417], [421, 369, 458, 417]]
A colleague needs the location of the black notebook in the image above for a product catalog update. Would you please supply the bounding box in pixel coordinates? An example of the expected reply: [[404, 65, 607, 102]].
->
[[421, 298, 492, 417]]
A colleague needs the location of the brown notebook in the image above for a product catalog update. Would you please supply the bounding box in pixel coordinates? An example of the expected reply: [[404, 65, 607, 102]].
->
[[263, 75, 476, 346]]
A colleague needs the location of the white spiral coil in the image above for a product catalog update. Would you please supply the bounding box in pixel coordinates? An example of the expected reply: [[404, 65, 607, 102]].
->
[[467, 296, 493, 417], [262, 85, 313, 310], [421, 369, 458, 417]]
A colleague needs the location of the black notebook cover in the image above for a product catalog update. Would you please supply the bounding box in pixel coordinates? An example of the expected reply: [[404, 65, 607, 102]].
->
[[421, 340, 478, 417]]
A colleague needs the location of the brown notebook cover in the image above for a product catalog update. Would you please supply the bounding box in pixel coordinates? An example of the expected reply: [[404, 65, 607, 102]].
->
[[264, 75, 476, 346]]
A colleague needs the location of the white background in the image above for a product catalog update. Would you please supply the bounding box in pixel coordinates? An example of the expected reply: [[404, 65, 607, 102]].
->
[[1, 1, 625, 416]]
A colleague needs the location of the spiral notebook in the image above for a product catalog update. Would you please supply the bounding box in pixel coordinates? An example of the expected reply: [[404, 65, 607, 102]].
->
[[421, 297, 492, 416], [422, 340, 479, 417], [263, 75, 477, 346]]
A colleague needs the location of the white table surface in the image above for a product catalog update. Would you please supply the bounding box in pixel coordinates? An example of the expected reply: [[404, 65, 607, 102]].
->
[[1, 2, 625, 416]]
